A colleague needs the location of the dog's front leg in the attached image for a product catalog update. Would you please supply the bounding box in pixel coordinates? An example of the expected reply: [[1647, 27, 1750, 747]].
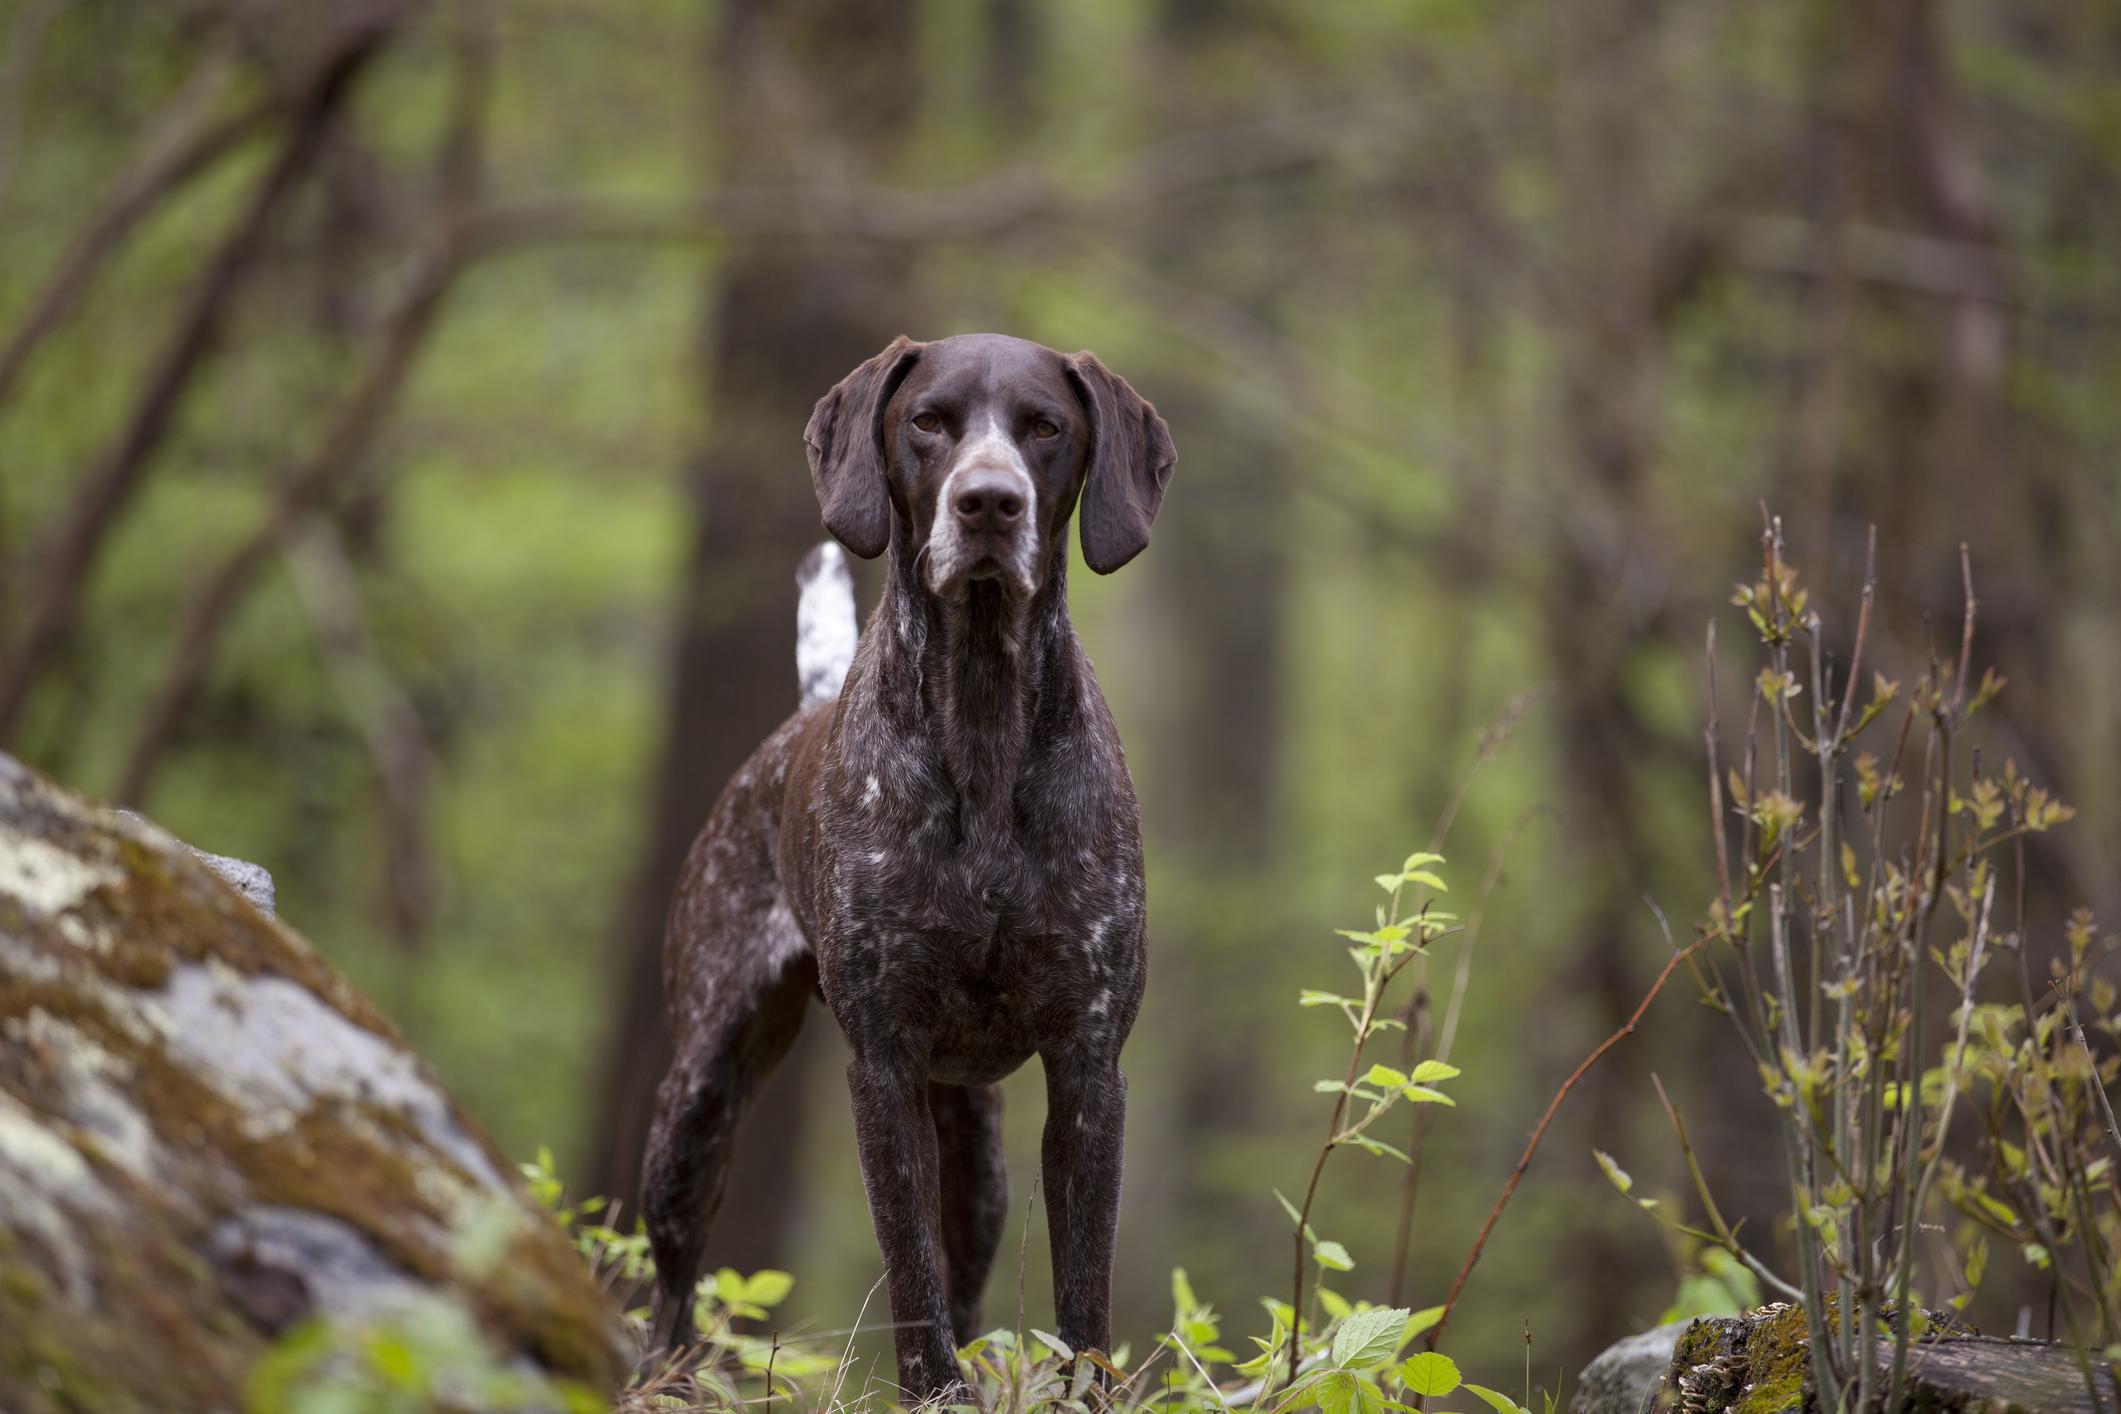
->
[[846, 1047, 961, 1402], [1041, 1044, 1127, 1362]]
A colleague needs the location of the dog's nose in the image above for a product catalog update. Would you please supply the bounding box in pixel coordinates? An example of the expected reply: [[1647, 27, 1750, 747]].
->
[[952, 468, 1027, 533]]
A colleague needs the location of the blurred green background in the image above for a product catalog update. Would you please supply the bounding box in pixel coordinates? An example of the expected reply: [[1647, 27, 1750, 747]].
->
[[2, 0, 2117, 1390]]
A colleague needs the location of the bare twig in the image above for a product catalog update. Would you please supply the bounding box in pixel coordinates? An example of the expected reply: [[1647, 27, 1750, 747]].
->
[[1649, 1070, 1800, 1300], [1426, 930, 1712, 1352]]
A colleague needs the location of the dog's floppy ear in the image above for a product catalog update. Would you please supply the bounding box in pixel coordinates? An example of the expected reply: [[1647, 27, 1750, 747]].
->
[[804, 336, 923, 559], [1066, 351, 1177, 574]]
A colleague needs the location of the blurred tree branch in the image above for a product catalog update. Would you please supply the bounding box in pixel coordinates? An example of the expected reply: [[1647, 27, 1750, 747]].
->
[[0, 3, 412, 742], [0, 48, 271, 412], [460, 100, 1425, 250], [112, 2, 485, 806], [284, 519, 440, 950]]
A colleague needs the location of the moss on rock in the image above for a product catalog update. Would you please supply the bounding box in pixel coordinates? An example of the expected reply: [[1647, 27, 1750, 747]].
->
[[1638, 1300, 2106, 1414], [0, 755, 628, 1410]]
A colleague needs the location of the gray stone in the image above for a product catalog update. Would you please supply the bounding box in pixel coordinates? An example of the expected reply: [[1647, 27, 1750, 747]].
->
[[113, 807, 275, 917], [0, 754, 626, 1412], [1572, 1321, 1687, 1414]]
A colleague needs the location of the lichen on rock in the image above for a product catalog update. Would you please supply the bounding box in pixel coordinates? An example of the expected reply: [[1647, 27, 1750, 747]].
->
[[0, 754, 628, 1411], [1613, 1300, 2111, 1414]]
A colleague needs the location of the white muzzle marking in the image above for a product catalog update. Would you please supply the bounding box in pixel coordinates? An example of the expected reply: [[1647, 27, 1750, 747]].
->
[[924, 412, 1039, 598]]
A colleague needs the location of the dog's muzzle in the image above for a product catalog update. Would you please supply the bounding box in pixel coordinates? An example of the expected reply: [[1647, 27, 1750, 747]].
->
[[924, 424, 1039, 598]]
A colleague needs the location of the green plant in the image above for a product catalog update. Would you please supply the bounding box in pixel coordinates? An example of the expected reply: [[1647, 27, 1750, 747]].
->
[[1596, 515, 2115, 1412], [254, 737, 1604, 1413], [244, 1295, 607, 1414]]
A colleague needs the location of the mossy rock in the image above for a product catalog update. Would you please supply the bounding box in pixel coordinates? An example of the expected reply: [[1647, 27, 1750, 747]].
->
[[1627, 1301, 2114, 1414], [0, 754, 628, 1411]]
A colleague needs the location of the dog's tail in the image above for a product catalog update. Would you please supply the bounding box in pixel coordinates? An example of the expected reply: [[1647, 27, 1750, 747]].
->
[[795, 541, 857, 708]]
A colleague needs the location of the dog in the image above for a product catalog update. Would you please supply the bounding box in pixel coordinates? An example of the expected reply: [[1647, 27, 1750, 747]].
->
[[640, 333, 1176, 1401]]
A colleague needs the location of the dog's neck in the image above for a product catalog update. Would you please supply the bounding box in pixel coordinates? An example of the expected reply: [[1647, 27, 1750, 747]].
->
[[874, 527, 1075, 837]]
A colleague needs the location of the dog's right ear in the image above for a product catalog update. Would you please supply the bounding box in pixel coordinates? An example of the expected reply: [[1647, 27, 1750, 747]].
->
[[804, 336, 923, 560]]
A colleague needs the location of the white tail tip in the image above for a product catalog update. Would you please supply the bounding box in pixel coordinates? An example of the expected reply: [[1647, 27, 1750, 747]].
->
[[795, 542, 857, 708]]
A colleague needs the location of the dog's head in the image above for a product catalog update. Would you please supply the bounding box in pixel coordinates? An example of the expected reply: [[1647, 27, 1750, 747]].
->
[[804, 333, 1176, 599]]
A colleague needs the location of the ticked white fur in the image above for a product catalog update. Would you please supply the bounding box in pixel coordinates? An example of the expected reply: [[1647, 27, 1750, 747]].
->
[[796, 542, 858, 708]]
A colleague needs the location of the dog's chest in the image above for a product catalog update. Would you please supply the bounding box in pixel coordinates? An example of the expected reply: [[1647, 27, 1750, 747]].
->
[[818, 804, 1142, 1080]]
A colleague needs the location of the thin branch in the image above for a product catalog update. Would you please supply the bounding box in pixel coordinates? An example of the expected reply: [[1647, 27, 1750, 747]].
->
[[1389, 803, 1552, 1307], [283, 522, 439, 948], [464, 100, 1425, 255], [1426, 930, 1712, 1353], [114, 3, 480, 803], [1649, 1071, 1800, 1301], [0, 52, 272, 411], [114, 237, 461, 804]]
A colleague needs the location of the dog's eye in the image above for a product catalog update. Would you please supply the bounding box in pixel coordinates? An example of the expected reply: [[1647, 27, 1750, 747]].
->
[[1031, 419, 1060, 440], [912, 412, 942, 434]]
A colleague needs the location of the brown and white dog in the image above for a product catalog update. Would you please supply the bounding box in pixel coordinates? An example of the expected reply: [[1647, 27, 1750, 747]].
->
[[640, 333, 1176, 1401]]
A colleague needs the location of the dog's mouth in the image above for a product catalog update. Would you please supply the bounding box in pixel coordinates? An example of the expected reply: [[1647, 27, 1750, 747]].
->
[[923, 541, 1040, 601]]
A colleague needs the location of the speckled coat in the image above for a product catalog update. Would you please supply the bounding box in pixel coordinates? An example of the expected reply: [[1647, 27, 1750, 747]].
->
[[640, 334, 1176, 1403]]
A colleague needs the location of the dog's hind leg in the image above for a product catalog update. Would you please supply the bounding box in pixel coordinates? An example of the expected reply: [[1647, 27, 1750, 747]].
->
[[641, 906, 815, 1355], [931, 1080, 1007, 1345]]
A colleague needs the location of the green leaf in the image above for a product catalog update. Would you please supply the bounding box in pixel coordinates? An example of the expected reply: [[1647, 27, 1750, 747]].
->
[[1401, 1086, 1456, 1106], [1033, 1329, 1075, 1361], [1402, 1306, 1443, 1343], [1975, 1192, 2020, 1228], [1403, 852, 1446, 870], [1318, 1372, 1363, 1414], [1348, 1134, 1413, 1163], [1464, 1383, 1529, 1414], [742, 1270, 793, 1307], [1377, 874, 1405, 893], [1404, 871, 1448, 893], [1301, 990, 1351, 1007], [1333, 1306, 1412, 1370], [1593, 1150, 1633, 1194], [1314, 1240, 1356, 1271], [1172, 1268, 1199, 1315], [1400, 1352, 1462, 1397], [1410, 1060, 1461, 1084], [1365, 1064, 1411, 1089]]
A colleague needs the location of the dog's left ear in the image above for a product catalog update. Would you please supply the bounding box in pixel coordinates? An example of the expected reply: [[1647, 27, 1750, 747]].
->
[[804, 335, 924, 559], [1066, 352, 1177, 574]]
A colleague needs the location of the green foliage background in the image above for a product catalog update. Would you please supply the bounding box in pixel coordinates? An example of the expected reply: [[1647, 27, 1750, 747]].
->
[[3, 0, 2117, 1388]]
